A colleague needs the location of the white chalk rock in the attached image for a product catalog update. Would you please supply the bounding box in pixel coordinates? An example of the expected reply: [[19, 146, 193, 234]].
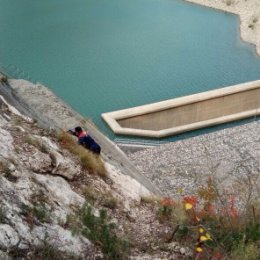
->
[[0, 128, 14, 158], [0, 224, 19, 248], [33, 174, 84, 208], [105, 162, 151, 201], [32, 224, 90, 255], [38, 136, 81, 180]]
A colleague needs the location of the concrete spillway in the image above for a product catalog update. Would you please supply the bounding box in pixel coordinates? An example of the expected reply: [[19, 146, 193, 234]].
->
[[102, 80, 260, 138]]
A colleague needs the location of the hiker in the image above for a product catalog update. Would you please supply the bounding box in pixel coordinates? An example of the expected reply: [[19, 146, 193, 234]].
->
[[68, 126, 101, 155]]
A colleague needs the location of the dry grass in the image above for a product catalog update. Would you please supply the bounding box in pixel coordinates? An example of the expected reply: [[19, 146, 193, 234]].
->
[[82, 186, 99, 204], [57, 131, 107, 177], [0, 160, 9, 174], [141, 195, 161, 204], [83, 186, 119, 209], [100, 191, 119, 209], [23, 135, 49, 153]]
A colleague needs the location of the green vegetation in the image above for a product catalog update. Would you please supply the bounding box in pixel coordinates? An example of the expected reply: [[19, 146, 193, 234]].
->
[[65, 204, 129, 260], [150, 178, 260, 259], [64, 213, 83, 236], [57, 131, 106, 177], [82, 205, 129, 260], [231, 241, 260, 260], [21, 202, 51, 227]]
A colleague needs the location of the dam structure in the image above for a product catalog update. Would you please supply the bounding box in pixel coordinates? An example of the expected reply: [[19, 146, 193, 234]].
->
[[102, 80, 260, 138]]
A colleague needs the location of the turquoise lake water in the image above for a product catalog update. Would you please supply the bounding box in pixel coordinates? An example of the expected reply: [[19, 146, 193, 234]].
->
[[0, 0, 260, 140]]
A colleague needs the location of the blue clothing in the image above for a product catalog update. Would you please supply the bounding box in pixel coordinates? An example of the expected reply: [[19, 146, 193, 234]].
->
[[78, 135, 101, 154]]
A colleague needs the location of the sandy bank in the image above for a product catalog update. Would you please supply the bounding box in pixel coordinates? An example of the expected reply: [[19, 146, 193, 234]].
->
[[185, 0, 260, 55]]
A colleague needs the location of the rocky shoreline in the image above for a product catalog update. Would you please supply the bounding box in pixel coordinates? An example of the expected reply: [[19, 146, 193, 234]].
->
[[184, 0, 260, 55], [128, 119, 260, 209]]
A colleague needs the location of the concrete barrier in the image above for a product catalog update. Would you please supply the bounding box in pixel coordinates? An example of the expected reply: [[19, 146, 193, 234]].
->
[[102, 80, 260, 138]]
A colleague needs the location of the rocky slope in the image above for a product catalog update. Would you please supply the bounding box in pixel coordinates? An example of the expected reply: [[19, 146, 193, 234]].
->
[[0, 82, 191, 259]]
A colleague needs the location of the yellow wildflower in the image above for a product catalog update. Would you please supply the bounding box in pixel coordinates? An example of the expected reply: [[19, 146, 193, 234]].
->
[[199, 227, 204, 233], [196, 247, 203, 252], [206, 233, 212, 240], [185, 202, 193, 210], [200, 236, 208, 242]]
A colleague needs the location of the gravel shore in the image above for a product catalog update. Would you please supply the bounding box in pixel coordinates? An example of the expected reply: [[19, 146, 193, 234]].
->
[[185, 0, 260, 55], [128, 120, 260, 204]]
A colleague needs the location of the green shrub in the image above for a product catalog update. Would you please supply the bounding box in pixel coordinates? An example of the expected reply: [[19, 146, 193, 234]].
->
[[231, 241, 260, 260], [21, 202, 51, 225], [81, 205, 129, 259], [65, 214, 82, 235], [82, 186, 98, 205]]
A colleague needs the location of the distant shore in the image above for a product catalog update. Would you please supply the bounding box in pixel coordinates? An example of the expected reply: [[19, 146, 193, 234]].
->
[[185, 0, 260, 55]]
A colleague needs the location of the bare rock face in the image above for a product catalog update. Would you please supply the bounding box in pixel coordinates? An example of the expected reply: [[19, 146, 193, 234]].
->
[[1, 87, 178, 260], [27, 149, 53, 173], [0, 171, 90, 257], [31, 224, 91, 253], [0, 113, 90, 257], [0, 128, 14, 159], [0, 250, 12, 260], [0, 225, 19, 248], [35, 136, 81, 180]]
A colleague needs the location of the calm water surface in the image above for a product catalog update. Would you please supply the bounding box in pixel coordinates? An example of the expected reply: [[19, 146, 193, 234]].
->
[[0, 0, 260, 139]]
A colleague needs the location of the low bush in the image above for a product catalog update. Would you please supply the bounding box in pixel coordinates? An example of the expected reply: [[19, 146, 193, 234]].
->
[[231, 240, 260, 260], [81, 205, 129, 259], [21, 202, 51, 227], [64, 213, 83, 235], [82, 186, 98, 204], [156, 178, 260, 259]]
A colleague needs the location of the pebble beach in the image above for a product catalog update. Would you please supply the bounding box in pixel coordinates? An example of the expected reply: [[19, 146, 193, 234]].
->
[[128, 120, 260, 205]]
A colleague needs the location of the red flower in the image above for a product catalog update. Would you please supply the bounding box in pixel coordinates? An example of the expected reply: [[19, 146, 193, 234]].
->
[[160, 197, 175, 207], [183, 196, 198, 208]]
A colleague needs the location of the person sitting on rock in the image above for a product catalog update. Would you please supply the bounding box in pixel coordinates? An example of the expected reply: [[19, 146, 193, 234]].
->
[[68, 126, 101, 155]]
